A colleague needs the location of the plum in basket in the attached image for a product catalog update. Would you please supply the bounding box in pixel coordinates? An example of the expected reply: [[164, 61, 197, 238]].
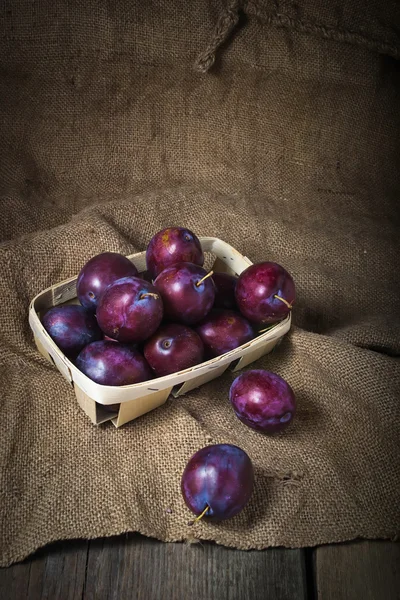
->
[[42, 305, 102, 359], [96, 277, 163, 343], [195, 309, 254, 357], [146, 227, 204, 280], [154, 263, 215, 325], [144, 323, 204, 377], [76, 341, 152, 386], [77, 252, 138, 310], [235, 262, 295, 324]]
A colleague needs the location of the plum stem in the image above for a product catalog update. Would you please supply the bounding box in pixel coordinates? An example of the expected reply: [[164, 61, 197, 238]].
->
[[274, 294, 292, 309], [191, 505, 210, 524], [140, 293, 159, 300], [196, 270, 214, 287]]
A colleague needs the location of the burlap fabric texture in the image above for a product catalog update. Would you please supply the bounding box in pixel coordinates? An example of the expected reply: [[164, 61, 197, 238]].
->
[[0, 0, 399, 566]]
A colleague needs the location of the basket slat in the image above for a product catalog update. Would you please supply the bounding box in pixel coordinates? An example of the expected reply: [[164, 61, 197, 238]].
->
[[113, 386, 173, 427], [172, 363, 229, 397]]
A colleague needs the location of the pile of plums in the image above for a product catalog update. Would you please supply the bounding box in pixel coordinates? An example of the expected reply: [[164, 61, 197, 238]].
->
[[43, 226, 295, 383], [42, 227, 297, 522]]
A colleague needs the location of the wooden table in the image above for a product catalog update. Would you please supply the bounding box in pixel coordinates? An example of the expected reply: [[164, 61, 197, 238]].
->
[[1, 536, 399, 599]]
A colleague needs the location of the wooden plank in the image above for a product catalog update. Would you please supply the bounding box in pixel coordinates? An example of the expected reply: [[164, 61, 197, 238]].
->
[[85, 534, 307, 600], [0, 560, 31, 600], [315, 541, 400, 600], [0, 540, 89, 600]]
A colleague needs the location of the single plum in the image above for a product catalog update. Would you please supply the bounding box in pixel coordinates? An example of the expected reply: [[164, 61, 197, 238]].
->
[[229, 370, 296, 434], [76, 340, 153, 385], [212, 272, 238, 310], [154, 263, 215, 325], [96, 277, 163, 343], [144, 324, 204, 377], [77, 252, 138, 310], [146, 227, 204, 279], [195, 309, 254, 357], [42, 305, 102, 358], [181, 444, 254, 521], [235, 262, 295, 324], [76, 341, 152, 387]]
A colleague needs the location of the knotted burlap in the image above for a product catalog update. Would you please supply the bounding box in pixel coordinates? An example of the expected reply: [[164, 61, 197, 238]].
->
[[1, 0, 399, 566]]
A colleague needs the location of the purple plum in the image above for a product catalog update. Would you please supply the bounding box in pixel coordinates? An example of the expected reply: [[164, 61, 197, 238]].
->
[[181, 444, 254, 521], [77, 252, 138, 310], [76, 341, 152, 387], [96, 277, 163, 343], [195, 309, 254, 357], [146, 227, 204, 279], [42, 305, 102, 358], [144, 324, 204, 377], [229, 370, 296, 434], [154, 263, 215, 325], [76, 340, 153, 386], [235, 262, 295, 324], [212, 272, 238, 310]]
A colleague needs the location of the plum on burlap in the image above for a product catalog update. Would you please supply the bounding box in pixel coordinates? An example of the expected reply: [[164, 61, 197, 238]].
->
[[0, 0, 400, 566]]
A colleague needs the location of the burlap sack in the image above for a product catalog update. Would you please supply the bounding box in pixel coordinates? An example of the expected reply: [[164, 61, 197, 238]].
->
[[1, 0, 399, 566]]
